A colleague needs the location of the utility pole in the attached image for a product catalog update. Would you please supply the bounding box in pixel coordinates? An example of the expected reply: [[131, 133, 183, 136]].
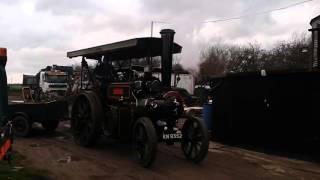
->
[[151, 21, 154, 37], [150, 21, 169, 38]]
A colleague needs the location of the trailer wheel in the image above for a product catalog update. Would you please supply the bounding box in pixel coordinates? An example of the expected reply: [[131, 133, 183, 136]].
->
[[132, 117, 157, 168], [42, 120, 59, 133], [12, 115, 31, 137], [181, 116, 209, 164], [71, 92, 102, 147]]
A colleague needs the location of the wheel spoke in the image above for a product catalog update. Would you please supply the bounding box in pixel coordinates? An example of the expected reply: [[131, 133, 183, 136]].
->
[[137, 125, 146, 142], [193, 132, 202, 141], [187, 142, 194, 157], [187, 124, 194, 139], [78, 101, 84, 112], [141, 126, 148, 142], [193, 142, 201, 157]]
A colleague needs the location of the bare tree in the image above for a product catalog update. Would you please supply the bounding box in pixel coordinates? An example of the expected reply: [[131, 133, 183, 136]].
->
[[198, 44, 228, 80], [198, 33, 312, 82]]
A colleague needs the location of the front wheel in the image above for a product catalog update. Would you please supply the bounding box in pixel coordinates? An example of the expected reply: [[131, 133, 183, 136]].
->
[[132, 117, 157, 168], [181, 116, 209, 163]]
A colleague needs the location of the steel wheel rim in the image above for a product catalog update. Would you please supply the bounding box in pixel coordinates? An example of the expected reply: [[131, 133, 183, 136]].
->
[[72, 97, 93, 142], [182, 120, 204, 160], [14, 117, 27, 133], [134, 124, 149, 160]]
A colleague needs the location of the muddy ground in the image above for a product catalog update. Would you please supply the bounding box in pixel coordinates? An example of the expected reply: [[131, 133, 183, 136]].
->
[[12, 121, 320, 180]]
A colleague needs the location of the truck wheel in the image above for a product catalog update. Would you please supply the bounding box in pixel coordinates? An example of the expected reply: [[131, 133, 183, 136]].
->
[[71, 92, 102, 147], [12, 115, 31, 137], [42, 120, 59, 133], [132, 117, 157, 168], [181, 116, 209, 164]]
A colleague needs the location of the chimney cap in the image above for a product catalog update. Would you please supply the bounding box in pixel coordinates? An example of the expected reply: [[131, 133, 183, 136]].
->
[[0, 48, 7, 57], [160, 29, 175, 35], [310, 15, 320, 26]]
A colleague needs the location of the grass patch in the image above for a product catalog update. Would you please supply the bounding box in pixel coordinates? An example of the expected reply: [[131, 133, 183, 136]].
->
[[8, 84, 23, 99], [0, 151, 50, 180], [8, 84, 22, 93]]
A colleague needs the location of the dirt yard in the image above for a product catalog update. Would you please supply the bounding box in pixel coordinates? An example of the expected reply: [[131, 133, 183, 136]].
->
[[11, 120, 320, 180]]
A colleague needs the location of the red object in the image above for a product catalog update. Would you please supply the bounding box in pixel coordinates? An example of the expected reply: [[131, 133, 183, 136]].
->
[[113, 88, 124, 95], [164, 91, 184, 104], [0, 139, 11, 160], [0, 48, 7, 57]]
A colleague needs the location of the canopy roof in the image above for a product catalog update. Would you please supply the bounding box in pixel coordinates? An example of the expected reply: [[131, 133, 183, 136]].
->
[[67, 37, 182, 60]]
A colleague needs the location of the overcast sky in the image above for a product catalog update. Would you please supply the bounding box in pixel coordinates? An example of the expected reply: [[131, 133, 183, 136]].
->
[[1, 0, 320, 83]]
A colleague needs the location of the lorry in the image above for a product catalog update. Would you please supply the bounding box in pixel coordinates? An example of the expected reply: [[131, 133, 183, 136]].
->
[[38, 69, 68, 96], [9, 65, 70, 136], [23, 65, 72, 101], [0, 56, 68, 137]]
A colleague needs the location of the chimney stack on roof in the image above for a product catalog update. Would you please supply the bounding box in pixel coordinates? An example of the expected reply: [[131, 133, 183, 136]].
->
[[309, 15, 320, 71]]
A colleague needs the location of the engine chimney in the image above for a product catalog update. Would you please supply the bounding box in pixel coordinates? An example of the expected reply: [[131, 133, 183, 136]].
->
[[309, 15, 320, 71], [160, 29, 175, 88]]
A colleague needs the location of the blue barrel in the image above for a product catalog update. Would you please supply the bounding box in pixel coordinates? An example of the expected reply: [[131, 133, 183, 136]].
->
[[203, 103, 213, 130]]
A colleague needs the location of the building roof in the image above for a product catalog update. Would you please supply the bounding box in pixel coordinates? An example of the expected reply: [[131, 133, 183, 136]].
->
[[310, 15, 320, 26], [67, 37, 182, 60]]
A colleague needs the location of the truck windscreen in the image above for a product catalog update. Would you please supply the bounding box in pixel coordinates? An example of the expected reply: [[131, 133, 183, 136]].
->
[[46, 75, 67, 83]]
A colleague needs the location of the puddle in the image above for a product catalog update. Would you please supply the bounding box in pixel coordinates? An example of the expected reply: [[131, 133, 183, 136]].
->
[[57, 154, 82, 163], [57, 155, 71, 164], [262, 164, 286, 174], [11, 166, 24, 172]]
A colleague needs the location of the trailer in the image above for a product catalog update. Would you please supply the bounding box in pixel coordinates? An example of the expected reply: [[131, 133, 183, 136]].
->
[[8, 100, 67, 137]]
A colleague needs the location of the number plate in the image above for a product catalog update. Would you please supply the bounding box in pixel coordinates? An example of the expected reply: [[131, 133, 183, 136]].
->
[[162, 133, 182, 140]]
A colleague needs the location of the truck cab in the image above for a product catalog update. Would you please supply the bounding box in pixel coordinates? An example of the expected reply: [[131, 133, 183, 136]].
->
[[39, 70, 68, 96]]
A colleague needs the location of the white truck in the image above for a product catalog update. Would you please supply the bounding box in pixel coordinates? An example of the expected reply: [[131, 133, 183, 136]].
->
[[38, 70, 68, 96], [23, 65, 70, 101]]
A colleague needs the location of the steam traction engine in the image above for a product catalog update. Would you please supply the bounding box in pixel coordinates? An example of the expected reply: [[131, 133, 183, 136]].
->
[[67, 29, 209, 167]]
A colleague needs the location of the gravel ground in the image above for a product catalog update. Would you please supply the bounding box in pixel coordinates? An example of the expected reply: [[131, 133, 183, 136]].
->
[[12, 121, 320, 180]]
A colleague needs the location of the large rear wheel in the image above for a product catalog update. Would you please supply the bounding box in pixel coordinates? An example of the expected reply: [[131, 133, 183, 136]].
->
[[71, 92, 103, 147], [132, 117, 157, 168], [181, 116, 209, 163]]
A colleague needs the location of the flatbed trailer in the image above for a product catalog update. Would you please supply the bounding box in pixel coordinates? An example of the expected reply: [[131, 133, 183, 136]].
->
[[8, 100, 68, 137], [210, 70, 320, 142]]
